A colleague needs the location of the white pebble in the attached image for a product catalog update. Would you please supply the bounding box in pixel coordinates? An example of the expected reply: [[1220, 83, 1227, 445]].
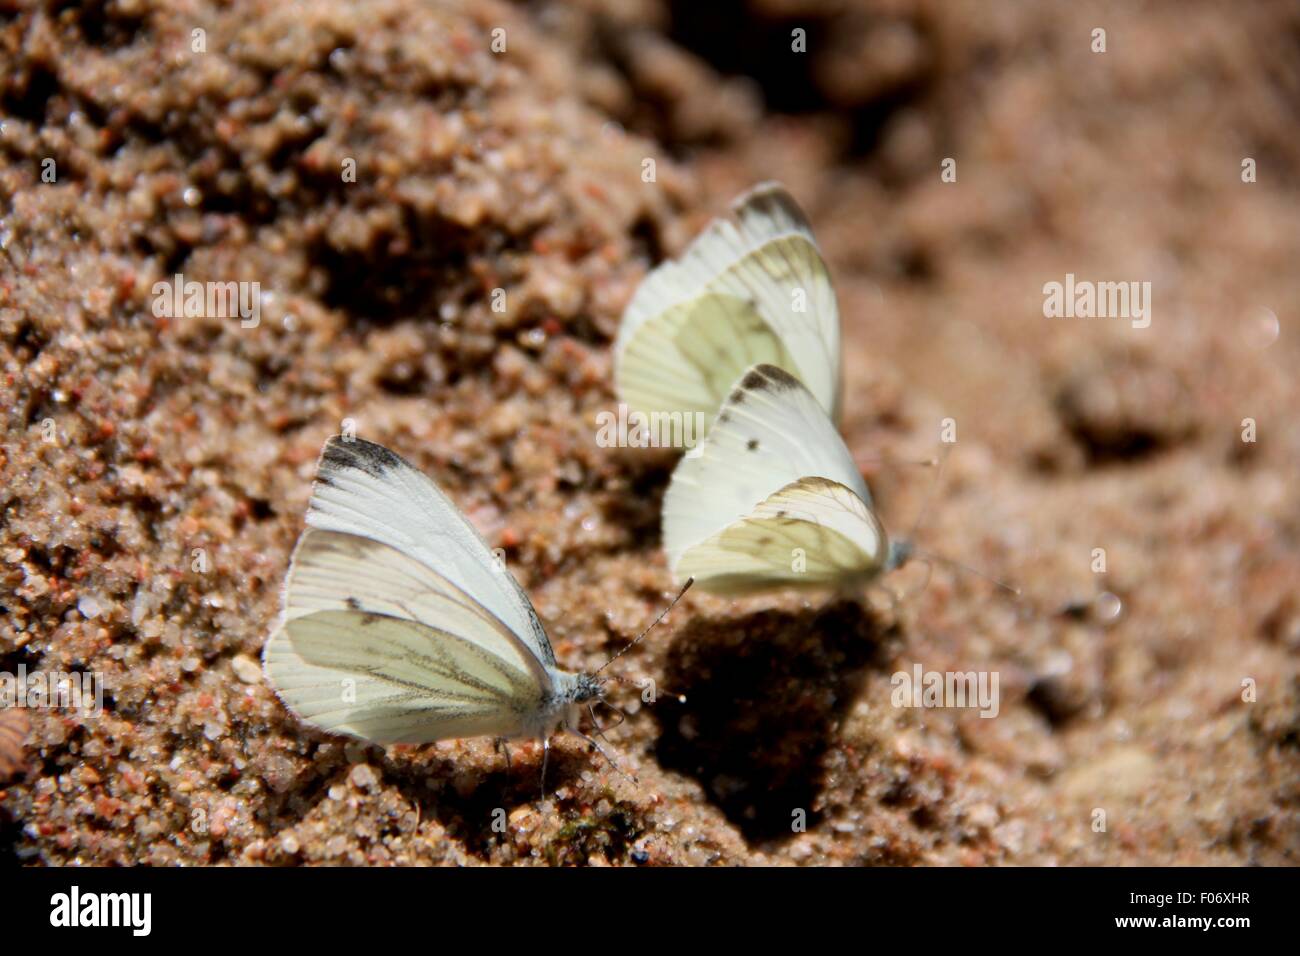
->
[[230, 654, 263, 684], [77, 594, 104, 619]]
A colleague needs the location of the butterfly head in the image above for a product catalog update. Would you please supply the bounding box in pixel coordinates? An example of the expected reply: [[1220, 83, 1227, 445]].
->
[[572, 672, 606, 705], [886, 538, 914, 572]]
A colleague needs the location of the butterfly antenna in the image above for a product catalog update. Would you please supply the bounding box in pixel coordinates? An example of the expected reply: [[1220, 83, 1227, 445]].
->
[[913, 548, 1021, 597], [595, 578, 694, 676], [603, 673, 687, 704], [884, 444, 1021, 600], [905, 442, 953, 544], [855, 451, 940, 471]]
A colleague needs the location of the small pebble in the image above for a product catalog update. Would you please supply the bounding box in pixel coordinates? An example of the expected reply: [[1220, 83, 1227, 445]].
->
[[231, 654, 263, 684], [349, 763, 379, 790], [77, 594, 104, 619]]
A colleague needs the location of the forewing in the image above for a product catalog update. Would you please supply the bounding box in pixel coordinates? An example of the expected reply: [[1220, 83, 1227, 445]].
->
[[662, 363, 872, 567], [616, 183, 841, 424], [304, 436, 556, 668], [279, 528, 550, 689], [617, 293, 797, 422]]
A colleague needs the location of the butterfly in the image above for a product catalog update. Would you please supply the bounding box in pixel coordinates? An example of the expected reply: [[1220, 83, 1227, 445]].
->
[[661, 363, 913, 595], [262, 436, 677, 787], [615, 182, 842, 432]]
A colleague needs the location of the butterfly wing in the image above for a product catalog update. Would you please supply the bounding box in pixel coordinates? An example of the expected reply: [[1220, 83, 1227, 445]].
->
[[266, 607, 548, 744], [662, 363, 885, 592], [616, 182, 841, 427], [617, 292, 799, 422], [262, 437, 561, 744], [301, 437, 556, 668], [673, 477, 888, 594]]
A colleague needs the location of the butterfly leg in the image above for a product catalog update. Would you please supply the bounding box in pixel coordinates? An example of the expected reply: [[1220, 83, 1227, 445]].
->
[[576, 730, 637, 786], [865, 581, 904, 617], [871, 558, 934, 609], [493, 736, 513, 773], [594, 699, 628, 732], [587, 703, 614, 744], [539, 736, 550, 802]]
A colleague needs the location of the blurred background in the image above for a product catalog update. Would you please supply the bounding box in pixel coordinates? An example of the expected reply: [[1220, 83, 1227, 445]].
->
[[1, 0, 1297, 865]]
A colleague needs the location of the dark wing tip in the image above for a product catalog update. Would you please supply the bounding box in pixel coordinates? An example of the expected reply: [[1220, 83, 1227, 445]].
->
[[733, 180, 793, 210], [738, 362, 804, 394], [791, 475, 844, 492], [319, 435, 408, 480], [732, 181, 812, 231]]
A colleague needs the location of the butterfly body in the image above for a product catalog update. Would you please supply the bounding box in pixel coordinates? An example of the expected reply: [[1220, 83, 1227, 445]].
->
[[515, 670, 604, 743]]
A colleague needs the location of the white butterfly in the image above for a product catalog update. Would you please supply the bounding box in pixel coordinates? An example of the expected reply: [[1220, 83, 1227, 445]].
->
[[262, 436, 631, 783], [662, 363, 912, 595], [615, 182, 842, 431]]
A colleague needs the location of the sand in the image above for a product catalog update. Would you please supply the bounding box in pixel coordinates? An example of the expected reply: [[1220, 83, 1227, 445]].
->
[[1, 0, 1296, 865]]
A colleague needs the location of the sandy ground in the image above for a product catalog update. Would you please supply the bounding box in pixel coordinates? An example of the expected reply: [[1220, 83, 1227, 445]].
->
[[1, 0, 1297, 865]]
